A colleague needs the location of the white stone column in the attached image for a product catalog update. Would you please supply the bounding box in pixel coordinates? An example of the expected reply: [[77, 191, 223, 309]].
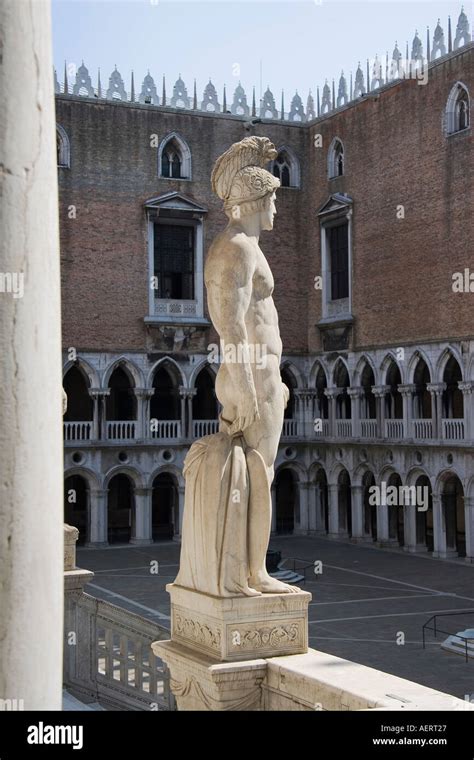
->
[[88, 389, 101, 440], [399, 384, 415, 439], [176, 485, 185, 538], [350, 484, 364, 541], [131, 487, 153, 545], [99, 388, 111, 440], [459, 382, 473, 440], [313, 483, 324, 534], [372, 385, 389, 439], [427, 382, 445, 440], [306, 391, 317, 440], [376, 502, 390, 545], [296, 482, 310, 534], [0, 0, 63, 710], [403, 503, 418, 553], [348, 387, 362, 438], [186, 388, 197, 438], [179, 386, 187, 439], [464, 497, 474, 564], [87, 488, 108, 546], [295, 390, 314, 439], [271, 484, 277, 534], [327, 484, 340, 538], [135, 388, 154, 440], [293, 390, 303, 438], [308, 482, 317, 533], [432, 493, 452, 559], [324, 387, 337, 437]]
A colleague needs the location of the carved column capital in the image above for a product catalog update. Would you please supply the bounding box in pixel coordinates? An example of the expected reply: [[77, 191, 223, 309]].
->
[[427, 382, 446, 396], [324, 387, 342, 399], [179, 385, 197, 399], [347, 386, 363, 398], [134, 388, 155, 399], [89, 387, 110, 398], [371, 384, 390, 398]]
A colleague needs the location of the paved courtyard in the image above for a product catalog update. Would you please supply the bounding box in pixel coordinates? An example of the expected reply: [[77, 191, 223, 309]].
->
[[77, 536, 474, 701]]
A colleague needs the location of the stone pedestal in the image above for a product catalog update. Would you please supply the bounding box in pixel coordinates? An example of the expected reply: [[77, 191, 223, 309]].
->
[[153, 583, 311, 710], [153, 641, 268, 711]]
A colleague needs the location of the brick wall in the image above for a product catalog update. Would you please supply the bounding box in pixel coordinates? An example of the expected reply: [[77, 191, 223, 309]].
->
[[307, 45, 473, 353], [57, 45, 473, 358], [57, 101, 307, 353]]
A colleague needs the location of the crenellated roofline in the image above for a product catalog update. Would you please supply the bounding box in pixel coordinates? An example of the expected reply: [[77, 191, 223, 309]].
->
[[55, 9, 472, 125]]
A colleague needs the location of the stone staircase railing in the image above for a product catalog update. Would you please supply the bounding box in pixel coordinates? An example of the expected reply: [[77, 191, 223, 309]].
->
[[63, 525, 175, 711]]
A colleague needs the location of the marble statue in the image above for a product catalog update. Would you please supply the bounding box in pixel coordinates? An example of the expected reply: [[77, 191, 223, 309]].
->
[[175, 136, 299, 597]]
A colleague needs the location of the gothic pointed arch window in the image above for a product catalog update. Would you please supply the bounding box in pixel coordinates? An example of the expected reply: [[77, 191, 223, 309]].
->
[[445, 82, 470, 135], [270, 147, 300, 189], [56, 124, 70, 168], [328, 138, 344, 179], [158, 133, 192, 179]]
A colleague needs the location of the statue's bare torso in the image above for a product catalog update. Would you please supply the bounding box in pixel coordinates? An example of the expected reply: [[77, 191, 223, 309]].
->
[[204, 222, 296, 594], [206, 226, 287, 471]]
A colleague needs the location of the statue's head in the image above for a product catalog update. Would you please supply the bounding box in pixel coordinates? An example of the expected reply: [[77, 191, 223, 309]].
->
[[211, 137, 280, 228]]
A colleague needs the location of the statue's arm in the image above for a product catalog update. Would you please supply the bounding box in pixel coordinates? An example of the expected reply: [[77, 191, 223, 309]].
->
[[206, 243, 259, 434]]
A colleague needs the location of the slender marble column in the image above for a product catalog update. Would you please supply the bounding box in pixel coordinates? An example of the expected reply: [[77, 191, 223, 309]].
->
[[0, 0, 63, 709]]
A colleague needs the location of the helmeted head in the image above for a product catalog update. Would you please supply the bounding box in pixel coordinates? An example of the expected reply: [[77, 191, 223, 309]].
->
[[211, 136, 280, 225]]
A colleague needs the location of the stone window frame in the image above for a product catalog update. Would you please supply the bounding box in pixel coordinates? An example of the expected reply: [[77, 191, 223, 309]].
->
[[56, 124, 70, 169], [319, 196, 353, 323], [145, 193, 209, 326], [158, 132, 192, 180], [327, 137, 344, 179], [270, 145, 300, 189], [444, 81, 471, 137]]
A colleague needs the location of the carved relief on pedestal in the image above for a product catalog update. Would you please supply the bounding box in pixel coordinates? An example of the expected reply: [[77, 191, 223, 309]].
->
[[173, 609, 222, 653], [228, 621, 302, 651]]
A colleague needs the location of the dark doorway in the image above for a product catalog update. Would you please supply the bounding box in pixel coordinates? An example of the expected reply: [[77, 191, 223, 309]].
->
[[63, 367, 93, 421], [338, 469, 352, 537], [64, 475, 88, 545], [413, 358, 432, 419], [152, 473, 177, 540], [442, 356, 464, 419], [281, 368, 297, 420], [387, 473, 404, 546], [275, 469, 296, 534], [193, 368, 218, 420], [415, 475, 433, 551], [442, 475, 465, 556], [315, 469, 329, 533], [107, 474, 135, 544], [363, 471, 377, 540], [150, 366, 180, 421], [106, 367, 136, 421], [385, 361, 403, 420]]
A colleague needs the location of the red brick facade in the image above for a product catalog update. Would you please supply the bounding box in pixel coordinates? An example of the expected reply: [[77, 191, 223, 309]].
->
[[57, 44, 473, 358]]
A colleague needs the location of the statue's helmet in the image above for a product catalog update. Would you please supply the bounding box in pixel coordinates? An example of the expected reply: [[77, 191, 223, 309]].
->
[[211, 136, 280, 212]]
